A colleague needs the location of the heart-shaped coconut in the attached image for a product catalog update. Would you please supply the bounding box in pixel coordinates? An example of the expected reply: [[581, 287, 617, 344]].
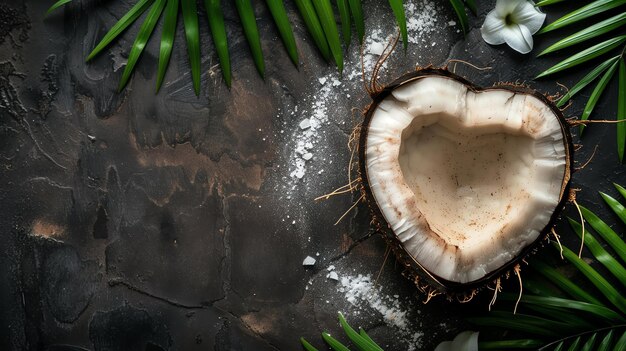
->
[[358, 69, 573, 295]]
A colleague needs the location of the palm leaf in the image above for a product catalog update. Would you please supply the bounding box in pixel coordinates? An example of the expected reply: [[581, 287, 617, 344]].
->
[[556, 56, 619, 108], [535, 0, 567, 6], [337, 0, 352, 46], [617, 183, 626, 199], [338, 313, 382, 351], [568, 219, 626, 289], [531, 259, 605, 306], [536, 35, 626, 78], [539, 0, 626, 34], [302, 314, 386, 351], [520, 303, 598, 329], [579, 60, 619, 134], [359, 329, 383, 351], [348, 0, 365, 44], [616, 330, 626, 350], [581, 333, 598, 351], [567, 336, 582, 351], [48, 0, 469, 88], [119, 0, 167, 91], [523, 276, 567, 298], [300, 337, 320, 351], [598, 330, 614, 351], [478, 339, 544, 349], [46, 0, 72, 15], [464, 0, 477, 14], [468, 312, 567, 337], [156, 0, 179, 92], [204, 0, 231, 87], [293, 0, 332, 60], [618, 59, 626, 162], [538, 328, 626, 351], [86, 0, 155, 61], [580, 205, 626, 263], [266, 0, 299, 67], [538, 12, 626, 56], [322, 332, 351, 351], [312, 0, 344, 72], [180, 0, 201, 94], [449, 0, 469, 34], [388, 0, 408, 49], [506, 293, 624, 323], [235, 0, 265, 77], [600, 191, 626, 225], [559, 244, 626, 315]]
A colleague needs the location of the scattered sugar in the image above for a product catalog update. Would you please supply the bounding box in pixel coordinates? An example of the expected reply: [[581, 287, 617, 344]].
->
[[338, 274, 423, 350], [405, 0, 440, 44]]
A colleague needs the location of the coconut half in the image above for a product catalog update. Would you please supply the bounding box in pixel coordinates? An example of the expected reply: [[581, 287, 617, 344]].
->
[[359, 69, 572, 294]]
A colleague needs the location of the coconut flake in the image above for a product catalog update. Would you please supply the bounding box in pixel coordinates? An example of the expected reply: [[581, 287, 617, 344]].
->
[[369, 42, 385, 55], [327, 271, 339, 281], [302, 256, 316, 266]]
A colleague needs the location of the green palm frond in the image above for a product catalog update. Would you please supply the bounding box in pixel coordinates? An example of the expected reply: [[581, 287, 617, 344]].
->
[[348, 0, 365, 45], [86, 0, 155, 62], [293, 0, 331, 61], [46, 0, 72, 15], [181, 0, 201, 94], [266, 0, 300, 67], [449, 0, 469, 34], [469, 183, 626, 350], [235, 0, 265, 77], [156, 0, 178, 92], [119, 0, 167, 91], [301, 313, 385, 351], [313, 0, 343, 72], [337, 0, 352, 46], [46, 1, 473, 95], [204, 0, 231, 86], [537, 0, 626, 161], [388, 0, 408, 49]]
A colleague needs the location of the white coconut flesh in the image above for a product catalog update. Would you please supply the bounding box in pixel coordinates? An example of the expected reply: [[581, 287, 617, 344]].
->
[[365, 76, 568, 284]]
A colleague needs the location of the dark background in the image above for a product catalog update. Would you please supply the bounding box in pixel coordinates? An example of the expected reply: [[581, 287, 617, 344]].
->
[[1, 1, 624, 350]]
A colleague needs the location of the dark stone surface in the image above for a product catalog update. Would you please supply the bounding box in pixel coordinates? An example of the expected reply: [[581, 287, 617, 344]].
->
[[1, 1, 624, 350]]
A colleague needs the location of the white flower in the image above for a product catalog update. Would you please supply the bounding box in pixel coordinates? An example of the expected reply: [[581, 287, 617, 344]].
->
[[435, 331, 479, 351], [481, 0, 546, 54]]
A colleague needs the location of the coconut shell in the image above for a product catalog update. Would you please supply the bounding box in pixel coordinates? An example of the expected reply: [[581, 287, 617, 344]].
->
[[357, 68, 574, 297]]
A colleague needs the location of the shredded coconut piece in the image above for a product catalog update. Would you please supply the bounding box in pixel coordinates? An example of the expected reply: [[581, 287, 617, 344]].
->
[[327, 271, 339, 281], [302, 256, 316, 266]]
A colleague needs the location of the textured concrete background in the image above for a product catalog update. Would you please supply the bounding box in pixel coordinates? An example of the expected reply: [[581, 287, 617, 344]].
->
[[0, 0, 624, 350]]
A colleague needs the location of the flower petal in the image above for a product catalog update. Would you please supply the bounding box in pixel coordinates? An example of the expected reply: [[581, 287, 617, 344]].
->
[[503, 24, 534, 54], [450, 331, 479, 351], [512, 1, 546, 34], [434, 341, 453, 351], [435, 331, 479, 351], [495, 0, 522, 17], [481, 10, 506, 45]]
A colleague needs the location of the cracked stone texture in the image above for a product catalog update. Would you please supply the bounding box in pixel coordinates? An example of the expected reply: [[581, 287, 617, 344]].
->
[[0, 1, 624, 350]]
